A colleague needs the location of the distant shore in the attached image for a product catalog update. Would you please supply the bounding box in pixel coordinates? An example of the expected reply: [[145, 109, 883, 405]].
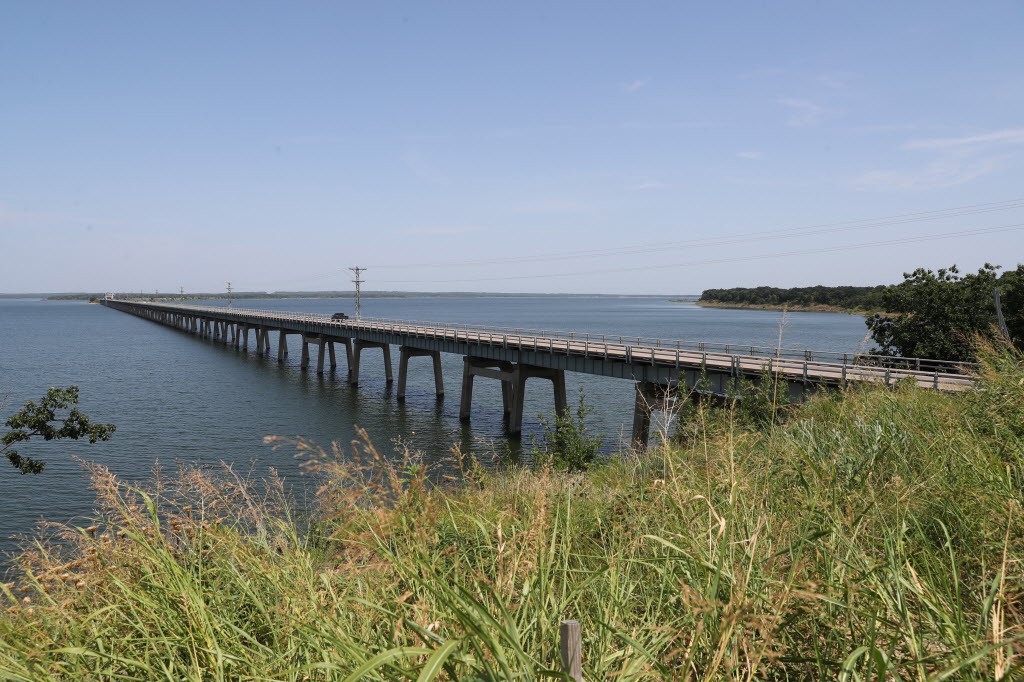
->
[[680, 300, 875, 315]]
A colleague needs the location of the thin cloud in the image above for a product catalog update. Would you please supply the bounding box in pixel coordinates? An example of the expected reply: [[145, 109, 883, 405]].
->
[[816, 72, 858, 91], [737, 67, 785, 80], [854, 126, 1024, 191], [903, 127, 1024, 150], [778, 97, 826, 127], [628, 181, 666, 191], [851, 157, 1005, 192], [401, 226, 482, 237], [623, 78, 650, 93], [735, 150, 763, 160]]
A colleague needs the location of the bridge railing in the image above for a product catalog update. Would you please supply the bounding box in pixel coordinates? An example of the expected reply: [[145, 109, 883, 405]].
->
[[115, 300, 978, 378]]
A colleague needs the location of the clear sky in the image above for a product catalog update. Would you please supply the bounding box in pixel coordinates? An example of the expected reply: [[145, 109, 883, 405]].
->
[[2, 2, 1023, 295]]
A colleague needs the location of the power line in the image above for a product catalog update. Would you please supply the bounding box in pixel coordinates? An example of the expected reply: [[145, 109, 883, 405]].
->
[[370, 222, 1024, 284], [227, 197, 1024, 291], [366, 197, 1024, 269]]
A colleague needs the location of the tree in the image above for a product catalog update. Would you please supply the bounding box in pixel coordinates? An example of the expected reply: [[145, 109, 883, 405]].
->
[[531, 388, 604, 471], [865, 263, 1024, 362], [2, 386, 116, 475]]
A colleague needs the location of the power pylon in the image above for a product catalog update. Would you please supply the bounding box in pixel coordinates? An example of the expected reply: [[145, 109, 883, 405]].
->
[[349, 267, 366, 319], [226, 281, 233, 308]]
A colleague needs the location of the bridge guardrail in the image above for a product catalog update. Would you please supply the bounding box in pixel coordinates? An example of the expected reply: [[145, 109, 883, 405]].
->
[[106, 299, 978, 384]]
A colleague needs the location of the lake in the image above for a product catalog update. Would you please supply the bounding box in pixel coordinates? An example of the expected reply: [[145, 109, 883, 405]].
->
[[0, 295, 869, 558]]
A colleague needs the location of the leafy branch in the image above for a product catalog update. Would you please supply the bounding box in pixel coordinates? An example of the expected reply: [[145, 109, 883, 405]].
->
[[2, 386, 116, 475]]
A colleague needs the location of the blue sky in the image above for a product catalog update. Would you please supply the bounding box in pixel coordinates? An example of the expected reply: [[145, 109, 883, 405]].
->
[[2, 2, 1022, 294]]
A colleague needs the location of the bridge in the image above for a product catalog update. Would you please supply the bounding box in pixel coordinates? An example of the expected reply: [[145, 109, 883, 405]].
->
[[100, 299, 976, 448]]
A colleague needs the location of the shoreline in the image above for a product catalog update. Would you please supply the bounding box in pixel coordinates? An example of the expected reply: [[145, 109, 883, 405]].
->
[[684, 300, 876, 315]]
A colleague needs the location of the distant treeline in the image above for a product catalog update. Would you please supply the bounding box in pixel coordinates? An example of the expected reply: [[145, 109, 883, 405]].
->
[[699, 285, 891, 311]]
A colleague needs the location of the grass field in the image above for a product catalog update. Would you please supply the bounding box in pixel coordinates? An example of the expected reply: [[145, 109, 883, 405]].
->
[[2, 346, 1022, 680]]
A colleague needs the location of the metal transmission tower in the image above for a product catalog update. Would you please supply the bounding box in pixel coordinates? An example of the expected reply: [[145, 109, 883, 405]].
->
[[349, 267, 366, 319], [226, 282, 233, 308], [179, 286, 185, 301]]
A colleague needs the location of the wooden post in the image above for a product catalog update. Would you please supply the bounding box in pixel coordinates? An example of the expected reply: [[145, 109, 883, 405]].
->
[[559, 620, 582, 681]]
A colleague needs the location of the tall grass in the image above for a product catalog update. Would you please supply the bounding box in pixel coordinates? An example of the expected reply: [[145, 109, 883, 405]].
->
[[1, 348, 1022, 680]]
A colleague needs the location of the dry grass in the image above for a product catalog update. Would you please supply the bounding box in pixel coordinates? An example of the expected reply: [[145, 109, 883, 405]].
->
[[1, 350, 1023, 680]]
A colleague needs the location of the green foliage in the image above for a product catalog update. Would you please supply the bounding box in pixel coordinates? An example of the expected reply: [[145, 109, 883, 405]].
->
[[531, 387, 604, 471], [673, 368, 792, 445], [700, 284, 890, 310], [2, 353, 1024, 679], [2, 386, 116, 474], [866, 263, 1024, 361]]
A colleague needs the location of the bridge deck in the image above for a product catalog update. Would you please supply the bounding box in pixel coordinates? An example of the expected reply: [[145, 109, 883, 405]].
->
[[101, 300, 976, 392]]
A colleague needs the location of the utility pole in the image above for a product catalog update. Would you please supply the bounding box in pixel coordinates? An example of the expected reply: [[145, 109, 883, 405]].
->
[[226, 281, 233, 308], [349, 267, 366, 319]]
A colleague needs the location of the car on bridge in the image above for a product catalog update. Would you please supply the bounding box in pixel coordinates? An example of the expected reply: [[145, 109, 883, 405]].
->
[[331, 312, 350, 320]]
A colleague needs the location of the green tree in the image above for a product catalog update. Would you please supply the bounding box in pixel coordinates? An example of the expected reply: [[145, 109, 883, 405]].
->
[[2, 386, 116, 474], [865, 263, 1024, 362], [531, 388, 604, 471]]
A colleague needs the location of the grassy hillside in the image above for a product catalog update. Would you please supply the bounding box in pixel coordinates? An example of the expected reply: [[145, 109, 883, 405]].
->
[[2, 348, 1022, 680]]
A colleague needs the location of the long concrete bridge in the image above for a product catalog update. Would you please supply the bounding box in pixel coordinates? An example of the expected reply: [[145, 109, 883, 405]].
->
[[100, 299, 976, 448]]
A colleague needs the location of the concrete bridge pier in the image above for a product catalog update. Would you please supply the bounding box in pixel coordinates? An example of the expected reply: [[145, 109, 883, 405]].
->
[[459, 357, 514, 422], [299, 335, 332, 375], [335, 338, 353, 380], [277, 331, 292, 362], [508, 364, 567, 437], [396, 347, 444, 402], [254, 327, 271, 355], [239, 325, 249, 351], [459, 358, 566, 437], [350, 340, 392, 386], [631, 382, 673, 451]]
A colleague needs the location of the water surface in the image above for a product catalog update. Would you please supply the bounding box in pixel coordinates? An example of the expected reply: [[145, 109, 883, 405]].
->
[[0, 296, 868, 557]]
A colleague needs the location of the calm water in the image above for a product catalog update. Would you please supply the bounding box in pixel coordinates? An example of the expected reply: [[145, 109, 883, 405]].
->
[[0, 296, 869, 557]]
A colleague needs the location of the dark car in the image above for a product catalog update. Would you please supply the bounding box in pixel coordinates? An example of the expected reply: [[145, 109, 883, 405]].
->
[[331, 312, 350, 321]]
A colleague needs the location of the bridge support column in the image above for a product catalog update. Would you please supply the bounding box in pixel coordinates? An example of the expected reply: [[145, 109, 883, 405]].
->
[[631, 382, 669, 451], [350, 340, 392, 386], [336, 338, 353, 380], [397, 347, 444, 402], [458, 358, 564, 436], [241, 325, 249, 351], [316, 336, 327, 375], [459, 357, 513, 422], [277, 331, 290, 362], [508, 364, 567, 437]]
